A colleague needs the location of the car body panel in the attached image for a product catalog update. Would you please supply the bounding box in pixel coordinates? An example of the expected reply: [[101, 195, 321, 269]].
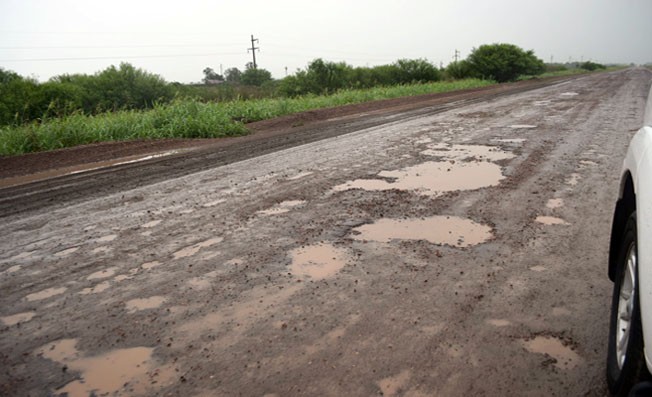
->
[[630, 126, 652, 369]]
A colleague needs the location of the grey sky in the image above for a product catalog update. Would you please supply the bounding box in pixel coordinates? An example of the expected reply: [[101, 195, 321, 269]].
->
[[1, 0, 650, 83]]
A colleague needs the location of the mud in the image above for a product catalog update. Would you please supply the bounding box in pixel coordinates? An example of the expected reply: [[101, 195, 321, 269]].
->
[[1, 69, 651, 396]]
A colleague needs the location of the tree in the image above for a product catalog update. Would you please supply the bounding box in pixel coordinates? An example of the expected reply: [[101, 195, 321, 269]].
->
[[465, 43, 545, 82], [224, 67, 242, 83], [240, 67, 273, 86], [392, 59, 441, 84], [202, 67, 223, 84]]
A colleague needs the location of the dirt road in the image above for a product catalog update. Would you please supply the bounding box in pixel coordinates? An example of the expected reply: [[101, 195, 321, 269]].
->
[[1, 68, 651, 396]]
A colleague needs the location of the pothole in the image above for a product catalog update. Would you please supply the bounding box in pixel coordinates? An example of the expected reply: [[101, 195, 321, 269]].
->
[[352, 216, 493, 248], [486, 319, 511, 327], [289, 243, 350, 280], [421, 143, 515, 162], [334, 161, 505, 196], [36, 338, 174, 396], [141, 220, 162, 228], [173, 237, 222, 259], [1, 311, 35, 326], [565, 173, 581, 186], [141, 261, 162, 270], [125, 296, 166, 312], [257, 200, 307, 216], [522, 336, 582, 370], [509, 124, 537, 129], [87, 267, 117, 280], [535, 216, 570, 226], [25, 287, 67, 302], [79, 281, 111, 295], [546, 198, 564, 209], [55, 247, 79, 257]]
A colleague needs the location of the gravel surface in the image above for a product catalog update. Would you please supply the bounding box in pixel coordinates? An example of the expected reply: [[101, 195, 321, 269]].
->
[[1, 68, 651, 396]]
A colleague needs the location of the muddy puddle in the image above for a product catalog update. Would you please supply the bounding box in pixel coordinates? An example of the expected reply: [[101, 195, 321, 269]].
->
[[509, 124, 537, 129], [126, 296, 166, 312], [486, 319, 511, 327], [173, 237, 222, 259], [36, 338, 173, 396], [142, 220, 162, 228], [55, 247, 79, 257], [79, 281, 111, 295], [420, 143, 515, 162], [546, 198, 564, 209], [522, 336, 582, 370], [203, 199, 227, 208], [25, 287, 67, 302], [87, 267, 117, 280], [491, 138, 526, 144], [565, 173, 581, 186], [141, 260, 162, 270], [535, 216, 570, 226], [289, 243, 350, 280], [1, 311, 35, 326], [352, 216, 492, 248], [377, 369, 411, 397], [288, 171, 313, 180], [334, 161, 505, 196], [257, 200, 306, 216], [97, 234, 117, 243]]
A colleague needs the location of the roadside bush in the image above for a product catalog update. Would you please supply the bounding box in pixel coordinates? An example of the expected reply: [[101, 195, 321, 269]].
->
[[465, 43, 545, 82], [579, 61, 606, 71]]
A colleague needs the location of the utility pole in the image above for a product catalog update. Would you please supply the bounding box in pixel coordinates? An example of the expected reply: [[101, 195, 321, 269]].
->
[[285, 66, 288, 76], [248, 35, 260, 69], [454, 49, 460, 63]]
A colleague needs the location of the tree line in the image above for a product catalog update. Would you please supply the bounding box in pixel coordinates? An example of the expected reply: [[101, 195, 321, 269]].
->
[[0, 43, 605, 126]]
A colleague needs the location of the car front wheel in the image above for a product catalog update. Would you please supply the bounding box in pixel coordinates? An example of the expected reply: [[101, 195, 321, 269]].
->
[[607, 213, 649, 396]]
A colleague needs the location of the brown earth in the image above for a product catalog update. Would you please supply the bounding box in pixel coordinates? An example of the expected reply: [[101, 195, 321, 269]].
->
[[1, 69, 651, 396]]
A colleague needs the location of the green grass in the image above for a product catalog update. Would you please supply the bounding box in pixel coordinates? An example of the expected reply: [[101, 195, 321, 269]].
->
[[0, 79, 492, 156]]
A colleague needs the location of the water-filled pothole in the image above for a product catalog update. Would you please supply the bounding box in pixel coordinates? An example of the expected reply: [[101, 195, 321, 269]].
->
[[125, 296, 166, 312], [257, 200, 306, 216], [334, 161, 505, 196], [1, 311, 35, 326], [522, 336, 582, 370], [36, 338, 174, 396], [173, 237, 222, 259], [289, 244, 350, 280], [352, 216, 492, 248], [25, 287, 67, 302]]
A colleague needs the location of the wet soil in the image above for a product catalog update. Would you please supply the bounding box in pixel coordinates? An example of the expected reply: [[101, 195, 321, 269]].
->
[[1, 69, 651, 396]]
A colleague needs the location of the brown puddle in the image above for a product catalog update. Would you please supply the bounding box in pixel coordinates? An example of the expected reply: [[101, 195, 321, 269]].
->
[[87, 267, 117, 280], [79, 281, 111, 295], [126, 296, 166, 312], [530, 265, 547, 272], [486, 319, 511, 327], [36, 339, 174, 396], [377, 370, 411, 397], [522, 336, 582, 370], [546, 198, 564, 209], [141, 261, 162, 270], [289, 244, 350, 280], [3, 265, 22, 274], [173, 237, 222, 259], [257, 200, 306, 216], [421, 143, 515, 162], [97, 234, 117, 243], [352, 216, 492, 248], [25, 287, 67, 302], [1, 311, 35, 326], [535, 216, 570, 226], [334, 161, 505, 196], [141, 220, 162, 228], [565, 173, 581, 186], [55, 247, 79, 257]]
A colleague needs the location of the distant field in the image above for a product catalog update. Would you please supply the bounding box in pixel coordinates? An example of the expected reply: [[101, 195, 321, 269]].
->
[[0, 79, 492, 156]]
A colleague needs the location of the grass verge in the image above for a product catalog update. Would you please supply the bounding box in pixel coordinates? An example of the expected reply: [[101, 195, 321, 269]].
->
[[0, 79, 492, 156]]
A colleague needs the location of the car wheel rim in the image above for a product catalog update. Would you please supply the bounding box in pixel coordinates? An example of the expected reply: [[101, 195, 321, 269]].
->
[[616, 241, 637, 370]]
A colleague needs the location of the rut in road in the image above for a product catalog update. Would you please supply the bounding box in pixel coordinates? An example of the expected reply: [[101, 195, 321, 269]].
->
[[0, 69, 651, 396]]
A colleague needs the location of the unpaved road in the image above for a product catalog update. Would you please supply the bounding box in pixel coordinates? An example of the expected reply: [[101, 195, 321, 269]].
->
[[1, 68, 651, 396]]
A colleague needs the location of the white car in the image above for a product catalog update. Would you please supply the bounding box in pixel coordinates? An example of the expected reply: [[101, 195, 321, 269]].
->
[[607, 82, 652, 396]]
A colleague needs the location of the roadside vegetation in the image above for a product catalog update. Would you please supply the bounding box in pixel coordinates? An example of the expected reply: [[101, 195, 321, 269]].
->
[[0, 43, 614, 156]]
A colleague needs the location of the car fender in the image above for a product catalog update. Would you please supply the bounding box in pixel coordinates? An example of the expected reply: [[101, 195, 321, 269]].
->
[[630, 126, 652, 368]]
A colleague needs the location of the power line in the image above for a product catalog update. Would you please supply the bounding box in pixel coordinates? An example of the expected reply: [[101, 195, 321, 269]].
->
[[0, 52, 243, 62]]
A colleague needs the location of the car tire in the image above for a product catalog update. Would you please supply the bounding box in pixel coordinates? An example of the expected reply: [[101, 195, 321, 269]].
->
[[607, 212, 650, 396]]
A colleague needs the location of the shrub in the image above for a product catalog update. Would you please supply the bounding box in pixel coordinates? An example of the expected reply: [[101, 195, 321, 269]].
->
[[465, 43, 545, 82]]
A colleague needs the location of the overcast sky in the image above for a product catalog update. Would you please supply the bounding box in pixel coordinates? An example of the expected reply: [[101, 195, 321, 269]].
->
[[1, 0, 651, 83]]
